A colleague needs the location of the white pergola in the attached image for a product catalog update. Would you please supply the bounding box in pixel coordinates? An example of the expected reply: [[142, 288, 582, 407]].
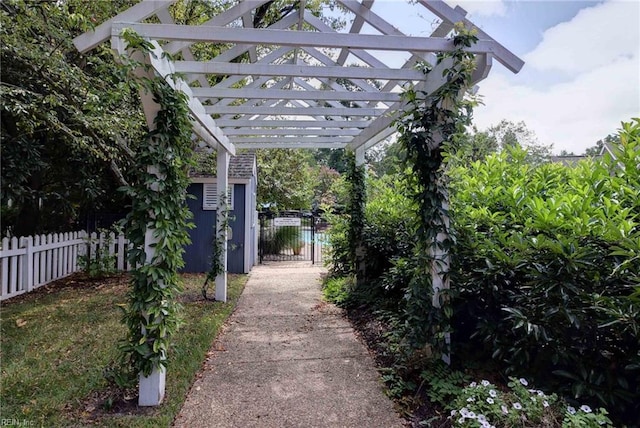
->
[[74, 0, 522, 406]]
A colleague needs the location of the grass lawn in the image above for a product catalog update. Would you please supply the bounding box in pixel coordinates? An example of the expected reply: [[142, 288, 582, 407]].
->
[[0, 272, 248, 427]]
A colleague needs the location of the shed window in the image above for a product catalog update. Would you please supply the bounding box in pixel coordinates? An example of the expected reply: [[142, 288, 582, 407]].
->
[[202, 183, 234, 210]]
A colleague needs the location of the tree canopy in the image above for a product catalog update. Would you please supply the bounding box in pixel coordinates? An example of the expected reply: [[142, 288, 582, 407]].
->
[[1, 0, 145, 236]]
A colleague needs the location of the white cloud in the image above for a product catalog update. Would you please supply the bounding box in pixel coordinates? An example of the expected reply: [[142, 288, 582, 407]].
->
[[450, 0, 507, 17], [473, 0, 640, 154], [474, 53, 639, 153], [525, 0, 640, 73]]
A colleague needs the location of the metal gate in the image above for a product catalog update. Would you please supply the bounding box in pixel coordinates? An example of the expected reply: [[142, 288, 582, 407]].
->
[[258, 210, 328, 264]]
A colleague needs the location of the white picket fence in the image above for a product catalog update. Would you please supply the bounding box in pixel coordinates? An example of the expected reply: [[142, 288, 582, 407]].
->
[[0, 231, 130, 301]]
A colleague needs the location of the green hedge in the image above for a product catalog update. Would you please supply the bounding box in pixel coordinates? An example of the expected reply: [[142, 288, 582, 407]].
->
[[326, 119, 640, 425]]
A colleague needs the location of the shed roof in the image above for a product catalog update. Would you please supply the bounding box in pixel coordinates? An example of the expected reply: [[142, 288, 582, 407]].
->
[[229, 152, 257, 179], [191, 151, 256, 179]]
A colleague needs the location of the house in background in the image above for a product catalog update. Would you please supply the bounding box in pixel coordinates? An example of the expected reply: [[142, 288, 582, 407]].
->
[[550, 140, 621, 167], [183, 152, 258, 274]]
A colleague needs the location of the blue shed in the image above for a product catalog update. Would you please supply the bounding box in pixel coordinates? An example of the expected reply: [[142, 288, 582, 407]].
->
[[182, 153, 258, 274]]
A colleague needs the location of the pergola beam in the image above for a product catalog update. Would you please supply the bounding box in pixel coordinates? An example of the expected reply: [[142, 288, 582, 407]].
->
[[111, 22, 501, 54], [230, 136, 353, 144], [192, 87, 400, 102], [215, 119, 371, 128], [235, 142, 348, 149], [73, 1, 176, 53], [174, 60, 426, 80], [419, 0, 524, 73], [223, 128, 361, 136], [205, 105, 384, 116]]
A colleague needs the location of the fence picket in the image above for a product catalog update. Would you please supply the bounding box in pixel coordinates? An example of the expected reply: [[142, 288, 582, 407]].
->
[[1, 237, 9, 296], [57, 233, 64, 278], [0, 230, 130, 301], [117, 234, 125, 271], [10, 237, 19, 295], [22, 236, 34, 292]]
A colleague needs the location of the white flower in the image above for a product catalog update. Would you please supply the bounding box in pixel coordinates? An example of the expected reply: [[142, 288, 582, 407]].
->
[[450, 410, 457, 417], [470, 382, 477, 387], [567, 406, 577, 415], [467, 411, 477, 419], [489, 389, 497, 397], [481, 421, 491, 428], [481, 380, 490, 386], [513, 403, 522, 410], [519, 378, 528, 386], [543, 401, 549, 408], [460, 408, 470, 417], [477, 414, 487, 423], [501, 405, 509, 414], [537, 390, 545, 396], [580, 405, 592, 413], [458, 417, 465, 424], [467, 397, 476, 402], [486, 398, 494, 404]]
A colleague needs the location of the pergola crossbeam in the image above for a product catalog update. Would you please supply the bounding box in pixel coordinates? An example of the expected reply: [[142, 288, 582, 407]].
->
[[111, 22, 500, 54]]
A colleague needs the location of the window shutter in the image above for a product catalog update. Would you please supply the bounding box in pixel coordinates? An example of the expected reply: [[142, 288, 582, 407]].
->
[[202, 183, 234, 210], [203, 183, 217, 210]]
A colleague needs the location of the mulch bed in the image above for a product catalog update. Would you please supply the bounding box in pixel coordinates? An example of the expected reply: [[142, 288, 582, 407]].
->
[[344, 305, 452, 428]]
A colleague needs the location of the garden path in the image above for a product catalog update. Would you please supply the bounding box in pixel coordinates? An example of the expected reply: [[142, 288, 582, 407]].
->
[[174, 262, 403, 428]]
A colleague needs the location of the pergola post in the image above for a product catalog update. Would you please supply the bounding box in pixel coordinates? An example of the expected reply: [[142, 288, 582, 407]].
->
[[430, 135, 451, 365], [215, 149, 230, 302], [355, 146, 365, 167], [138, 133, 166, 408]]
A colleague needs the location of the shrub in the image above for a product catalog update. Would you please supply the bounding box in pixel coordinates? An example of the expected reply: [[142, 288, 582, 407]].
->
[[448, 121, 640, 423], [261, 225, 302, 255], [322, 276, 355, 306]]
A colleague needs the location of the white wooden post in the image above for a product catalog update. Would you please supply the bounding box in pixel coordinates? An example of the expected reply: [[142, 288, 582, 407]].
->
[[430, 136, 451, 365], [215, 149, 230, 302], [21, 236, 34, 293], [355, 146, 365, 167], [138, 165, 167, 407]]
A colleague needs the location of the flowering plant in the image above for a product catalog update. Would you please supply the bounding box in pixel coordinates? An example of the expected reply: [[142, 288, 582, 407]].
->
[[448, 377, 612, 428], [563, 404, 613, 428]]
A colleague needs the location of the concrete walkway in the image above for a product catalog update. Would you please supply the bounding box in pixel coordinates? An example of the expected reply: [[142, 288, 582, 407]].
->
[[174, 262, 404, 428]]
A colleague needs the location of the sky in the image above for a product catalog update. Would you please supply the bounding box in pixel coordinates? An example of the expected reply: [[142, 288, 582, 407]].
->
[[368, 0, 640, 154]]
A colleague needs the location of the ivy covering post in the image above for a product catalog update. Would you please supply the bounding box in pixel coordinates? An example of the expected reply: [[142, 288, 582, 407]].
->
[[395, 24, 478, 361], [114, 32, 195, 406], [345, 149, 367, 281], [215, 149, 230, 302]]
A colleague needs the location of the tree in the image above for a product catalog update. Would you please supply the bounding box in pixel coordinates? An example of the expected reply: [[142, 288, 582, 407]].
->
[[311, 148, 349, 173], [585, 133, 619, 157], [1, 0, 144, 236], [486, 119, 552, 164], [311, 165, 342, 209], [256, 149, 314, 210], [445, 126, 499, 166]]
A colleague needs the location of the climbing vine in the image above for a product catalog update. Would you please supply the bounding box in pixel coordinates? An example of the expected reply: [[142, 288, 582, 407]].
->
[[202, 192, 230, 300], [345, 150, 366, 276], [394, 23, 479, 354], [117, 30, 195, 377]]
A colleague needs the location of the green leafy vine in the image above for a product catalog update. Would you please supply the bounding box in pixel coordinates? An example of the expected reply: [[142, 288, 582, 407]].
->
[[203, 192, 230, 300], [345, 150, 367, 276], [394, 23, 479, 354], [117, 30, 195, 377]]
